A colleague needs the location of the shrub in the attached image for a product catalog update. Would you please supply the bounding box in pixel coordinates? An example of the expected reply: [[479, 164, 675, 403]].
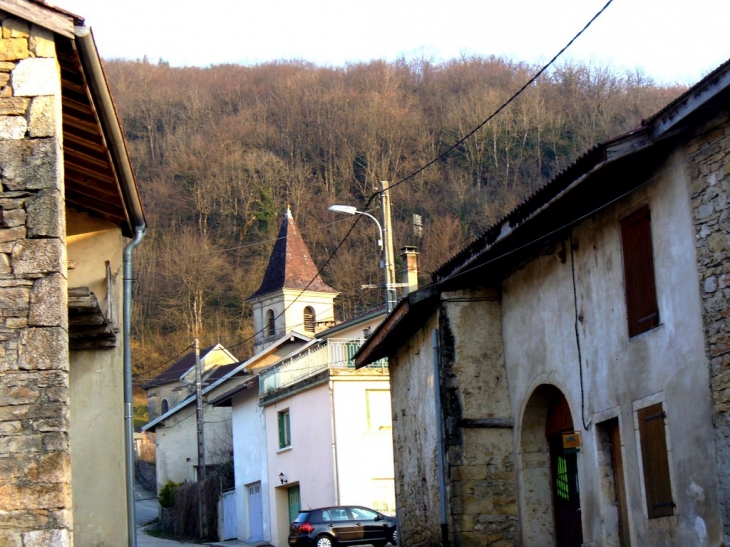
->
[[158, 480, 181, 508]]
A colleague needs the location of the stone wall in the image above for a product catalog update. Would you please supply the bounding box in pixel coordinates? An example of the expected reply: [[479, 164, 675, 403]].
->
[[688, 111, 730, 540], [440, 290, 517, 547], [0, 11, 71, 547]]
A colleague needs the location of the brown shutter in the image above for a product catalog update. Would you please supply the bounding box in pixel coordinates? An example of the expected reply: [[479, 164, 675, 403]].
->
[[620, 206, 659, 337], [638, 403, 674, 518]]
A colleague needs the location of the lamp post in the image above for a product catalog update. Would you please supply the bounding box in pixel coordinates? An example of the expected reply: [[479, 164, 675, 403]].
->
[[328, 203, 396, 313]]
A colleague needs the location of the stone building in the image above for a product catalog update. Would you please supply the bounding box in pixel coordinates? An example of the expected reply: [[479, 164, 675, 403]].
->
[[0, 1, 146, 546], [357, 59, 730, 546]]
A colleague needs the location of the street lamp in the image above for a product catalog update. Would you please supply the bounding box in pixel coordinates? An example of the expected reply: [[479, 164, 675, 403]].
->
[[328, 204, 395, 312]]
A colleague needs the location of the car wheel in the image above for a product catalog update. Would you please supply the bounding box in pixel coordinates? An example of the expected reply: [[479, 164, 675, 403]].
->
[[315, 534, 335, 547], [390, 529, 398, 545]]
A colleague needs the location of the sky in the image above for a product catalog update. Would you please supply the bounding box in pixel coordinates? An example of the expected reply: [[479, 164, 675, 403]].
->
[[53, 0, 730, 86]]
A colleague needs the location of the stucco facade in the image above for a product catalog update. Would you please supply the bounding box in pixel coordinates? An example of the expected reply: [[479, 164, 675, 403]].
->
[[263, 370, 394, 547]]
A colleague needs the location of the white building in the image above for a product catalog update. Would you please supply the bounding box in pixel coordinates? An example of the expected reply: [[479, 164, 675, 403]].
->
[[211, 209, 396, 545]]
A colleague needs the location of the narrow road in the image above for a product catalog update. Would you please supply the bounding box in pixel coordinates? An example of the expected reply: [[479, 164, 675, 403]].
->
[[135, 481, 201, 547]]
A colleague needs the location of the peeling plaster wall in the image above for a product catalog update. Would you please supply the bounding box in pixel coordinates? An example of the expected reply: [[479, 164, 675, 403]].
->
[[388, 313, 442, 547], [503, 145, 722, 546]]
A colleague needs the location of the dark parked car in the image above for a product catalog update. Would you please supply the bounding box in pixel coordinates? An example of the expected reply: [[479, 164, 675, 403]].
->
[[289, 505, 397, 547]]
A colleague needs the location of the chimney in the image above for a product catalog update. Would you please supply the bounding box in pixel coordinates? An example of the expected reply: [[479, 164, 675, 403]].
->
[[400, 246, 419, 295]]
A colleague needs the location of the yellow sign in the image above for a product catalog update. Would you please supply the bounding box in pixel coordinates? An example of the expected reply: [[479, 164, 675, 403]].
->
[[562, 431, 581, 450]]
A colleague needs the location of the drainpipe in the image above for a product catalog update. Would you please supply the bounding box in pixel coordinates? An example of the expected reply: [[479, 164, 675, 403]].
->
[[124, 226, 146, 547], [329, 380, 340, 505], [432, 329, 449, 547]]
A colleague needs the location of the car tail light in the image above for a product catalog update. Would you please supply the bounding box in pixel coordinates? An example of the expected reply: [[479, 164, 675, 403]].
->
[[299, 522, 313, 533]]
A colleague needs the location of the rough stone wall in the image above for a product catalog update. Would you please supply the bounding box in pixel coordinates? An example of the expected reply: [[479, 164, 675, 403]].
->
[[688, 111, 730, 540], [440, 289, 517, 547], [0, 12, 71, 547], [389, 313, 443, 547]]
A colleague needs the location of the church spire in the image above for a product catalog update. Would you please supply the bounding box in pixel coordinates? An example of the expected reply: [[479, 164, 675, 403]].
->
[[248, 208, 336, 300]]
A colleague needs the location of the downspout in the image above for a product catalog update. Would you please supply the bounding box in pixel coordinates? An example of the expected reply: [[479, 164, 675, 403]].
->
[[432, 329, 449, 547], [124, 226, 146, 547], [74, 26, 148, 546], [329, 380, 340, 505]]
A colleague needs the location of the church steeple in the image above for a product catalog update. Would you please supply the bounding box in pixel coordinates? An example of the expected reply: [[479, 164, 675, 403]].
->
[[247, 208, 338, 353], [249, 207, 336, 299]]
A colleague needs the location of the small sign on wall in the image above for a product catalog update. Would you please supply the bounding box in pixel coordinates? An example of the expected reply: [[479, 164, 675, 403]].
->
[[562, 431, 581, 452]]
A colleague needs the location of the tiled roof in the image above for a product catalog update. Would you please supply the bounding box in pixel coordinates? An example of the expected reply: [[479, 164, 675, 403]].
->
[[248, 208, 337, 299]]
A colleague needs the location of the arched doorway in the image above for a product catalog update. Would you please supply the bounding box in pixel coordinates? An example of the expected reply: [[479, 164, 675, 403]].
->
[[520, 385, 583, 547]]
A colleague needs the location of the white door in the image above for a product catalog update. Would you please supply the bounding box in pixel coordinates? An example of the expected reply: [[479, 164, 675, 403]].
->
[[248, 483, 264, 541], [222, 490, 237, 540]]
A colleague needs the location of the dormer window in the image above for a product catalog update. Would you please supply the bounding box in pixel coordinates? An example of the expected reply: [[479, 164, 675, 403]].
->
[[266, 309, 276, 338], [303, 307, 315, 333]]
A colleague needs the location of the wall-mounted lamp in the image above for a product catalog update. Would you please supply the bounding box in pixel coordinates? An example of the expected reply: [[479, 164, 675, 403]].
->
[[279, 472, 288, 485]]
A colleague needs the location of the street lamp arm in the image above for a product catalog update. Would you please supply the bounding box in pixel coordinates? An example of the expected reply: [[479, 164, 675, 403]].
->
[[328, 205, 383, 248]]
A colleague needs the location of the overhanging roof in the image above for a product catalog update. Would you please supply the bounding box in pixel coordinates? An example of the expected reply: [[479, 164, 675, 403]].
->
[[0, 0, 146, 236], [356, 56, 730, 367]]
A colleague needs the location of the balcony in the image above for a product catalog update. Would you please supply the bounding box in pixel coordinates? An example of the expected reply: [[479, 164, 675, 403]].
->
[[259, 338, 387, 396]]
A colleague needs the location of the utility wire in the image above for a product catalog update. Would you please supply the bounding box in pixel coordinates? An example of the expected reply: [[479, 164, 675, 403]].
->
[[140, 0, 614, 375]]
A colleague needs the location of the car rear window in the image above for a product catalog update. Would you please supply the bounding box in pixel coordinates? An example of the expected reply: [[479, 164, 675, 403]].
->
[[294, 512, 310, 524]]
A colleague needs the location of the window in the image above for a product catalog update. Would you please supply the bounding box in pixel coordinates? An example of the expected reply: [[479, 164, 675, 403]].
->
[[266, 309, 276, 338], [620, 206, 659, 337], [366, 390, 392, 431], [278, 409, 291, 449], [303, 307, 315, 333], [160, 399, 169, 414], [638, 403, 674, 518]]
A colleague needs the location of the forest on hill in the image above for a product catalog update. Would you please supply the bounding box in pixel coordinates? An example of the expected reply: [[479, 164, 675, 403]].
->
[[104, 56, 685, 380]]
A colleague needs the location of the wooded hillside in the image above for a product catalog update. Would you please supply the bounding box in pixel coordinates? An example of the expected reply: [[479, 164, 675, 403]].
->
[[104, 56, 683, 380]]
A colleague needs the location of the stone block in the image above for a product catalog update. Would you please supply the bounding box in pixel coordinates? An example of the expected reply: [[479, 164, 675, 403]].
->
[[0, 433, 42, 453], [23, 529, 69, 547], [0, 284, 29, 310], [0, 482, 68, 511], [41, 432, 67, 451], [11, 58, 59, 97], [12, 239, 65, 276], [24, 451, 69, 483], [0, 39, 29, 62], [0, 138, 61, 191], [28, 26, 54, 58], [2, 207, 25, 226], [0, 86, 11, 98], [18, 328, 68, 371], [26, 189, 63, 237], [5, 317, 27, 328], [0, 225, 25, 243], [26, 95, 55, 137], [0, 253, 10, 274], [0, 420, 20, 435], [29, 274, 65, 327], [0, 61, 14, 72], [0, 530, 21, 547], [0, 72, 9, 86], [0, 115, 27, 139], [0, 97, 30, 116], [23, 529, 71, 547], [2, 19, 29, 39]]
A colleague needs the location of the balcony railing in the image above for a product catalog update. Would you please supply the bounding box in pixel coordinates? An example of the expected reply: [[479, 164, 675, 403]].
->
[[259, 338, 387, 396]]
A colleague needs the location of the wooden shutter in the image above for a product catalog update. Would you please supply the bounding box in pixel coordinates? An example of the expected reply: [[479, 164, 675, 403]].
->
[[620, 206, 659, 337], [638, 403, 674, 518]]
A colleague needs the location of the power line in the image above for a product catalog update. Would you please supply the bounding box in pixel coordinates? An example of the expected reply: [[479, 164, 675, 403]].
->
[[138, 0, 614, 375]]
